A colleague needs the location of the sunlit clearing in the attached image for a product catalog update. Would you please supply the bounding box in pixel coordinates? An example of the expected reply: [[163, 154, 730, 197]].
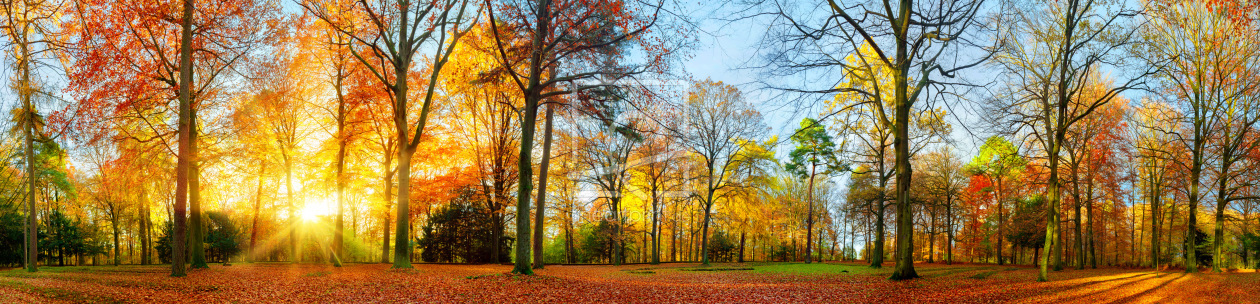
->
[[299, 197, 334, 222]]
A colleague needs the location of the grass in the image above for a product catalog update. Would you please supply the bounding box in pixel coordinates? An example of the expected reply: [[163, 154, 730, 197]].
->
[[679, 267, 754, 271], [0, 278, 125, 303], [751, 263, 883, 275], [969, 270, 1000, 279]]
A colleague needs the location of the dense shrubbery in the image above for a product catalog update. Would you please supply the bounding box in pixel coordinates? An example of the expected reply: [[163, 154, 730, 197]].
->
[[156, 215, 243, 264], [417, 187, 512, 263], [40, 210, 105, 266], [206, 211, 243, 263], [0, 200, 24, 267]]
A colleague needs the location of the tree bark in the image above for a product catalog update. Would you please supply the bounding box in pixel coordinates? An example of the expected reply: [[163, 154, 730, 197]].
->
[[190, 111, 207, 269], [250, 164, 264, 262], [334, 73, 348, 267], [888, 0, 919, 281], [171, 0, 195, 277], [509, 0, 552, 275], [805, 165, 817, 263], [380, 160, 393, 263], [532, 104, 554, 269]]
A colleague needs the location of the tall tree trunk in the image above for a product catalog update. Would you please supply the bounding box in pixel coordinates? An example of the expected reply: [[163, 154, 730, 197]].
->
[[1038, 135, 1063, 281], [612, 196, 623, 266], [1071, 160, 1084, 270], [1212, 155, 1232, 272], [887, 0, 918, 281], [334, 78, 347, 267], [510, 0, 553, 275], [947, 194, 954, 265], [928, 207, 936, 263], [997, 178, 1004, 265], [670, 215, 677, 262], [872, 200, 886, 268], [18, 21, 38, 273], [805, 165, 816, 263], [1087, 174, 1096, 269], [190, 111, 207, 269], [112, 207, 120, 266], [1214, 177, 1224, 271], [700, 192, 714, 266], [651, 190, 660, 264], [171, 0, 195, 277], [1150, 174, 1161, 268], [532, 104, 554, 269], [1185, 120, 1205, 273], [285, 150, 296, 263], [141, 192, 151, 265], [393, 147, 413, 268], [250, 164, 264, 262]]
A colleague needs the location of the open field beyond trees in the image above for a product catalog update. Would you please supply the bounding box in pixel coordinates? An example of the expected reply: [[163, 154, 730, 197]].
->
[[0, 262, 1256, 303]]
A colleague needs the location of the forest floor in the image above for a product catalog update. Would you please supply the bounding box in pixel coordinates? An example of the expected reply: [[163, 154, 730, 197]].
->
[[0, 261, 1256, 303]]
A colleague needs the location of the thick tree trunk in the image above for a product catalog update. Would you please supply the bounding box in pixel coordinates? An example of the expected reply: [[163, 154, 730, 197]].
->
[[21, 36, 37, 272], [393, 147, 414, 268], [285, 151, 296, 263], [928, 208, 936, 263], [872, 201, 886, 268], [1038, 137, 1063, 281], [532, 104, 554, 269], [512, 95, 539, 273], [112, 209, 120, 266], [997, 178, 1004, 265], [738, 232, 746, 263], [510, 0, 553, 276], [1087, 176, 1096, 269], [141, 195, 151, 265], [1185, 120, 1205, 273], [1072, 164, 1084, 270], [1212, 160, 1230, 272], [171, 0, 195, 277], [651, 193, 660, 264], [334, 80, 347, 267], [380, 163, 393, 264], [700, 193, 714, 266], [250, 164, 263, 263], [611, 196, 623, 266]]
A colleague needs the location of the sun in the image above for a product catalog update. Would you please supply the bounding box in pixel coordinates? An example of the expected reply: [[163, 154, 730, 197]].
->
[[298, 198, 334, 222]]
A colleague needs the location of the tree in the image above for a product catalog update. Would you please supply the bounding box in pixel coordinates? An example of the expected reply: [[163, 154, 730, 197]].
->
[[967, 136, 1026, 265], [1132, 98, 1178, 268], [301, 0, 476, 269], [205, 211, 242, 263], [755, 0, 988, 280], [571, 96, 643, 266], [417, 187, 513, 263], [1, 0, 67, 273], [484, 0, 675, 274], [922, 147, 967, 264], [827, 42, 951, 268], [986, 0, 1150, 281], [678, 80, 766, 266], [67, 0, 279, 275], [629, 110, 685, 265], [785, 118, 843, 264], [1143, 0, 1260, 273], [441, 23, 524, 264]]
